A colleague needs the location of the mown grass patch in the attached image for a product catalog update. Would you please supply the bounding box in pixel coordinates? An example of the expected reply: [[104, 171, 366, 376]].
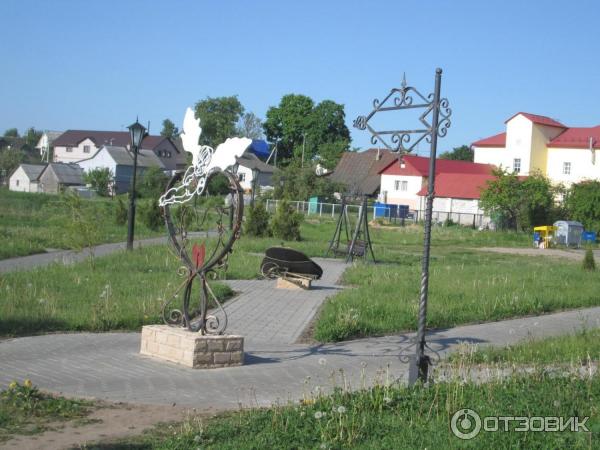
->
[[452, 327, 600, 365], [0, 244, 263, 337], [314, 249, 600, 342], [0, 189, 162, 260], [89, 373, 598, 449], [0, 380, 94, 443]]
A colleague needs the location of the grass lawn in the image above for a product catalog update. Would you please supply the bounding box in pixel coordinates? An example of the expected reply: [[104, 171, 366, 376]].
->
[[0, 189, 162, 260], [89, 373, 598, 449], [0, 243, 263, 337], [0, 381, 94, 443], [452, 327, 600, 365]]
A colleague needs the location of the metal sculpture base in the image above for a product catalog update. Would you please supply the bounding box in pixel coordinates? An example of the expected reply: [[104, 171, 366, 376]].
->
[[140, 325, 244, 369]]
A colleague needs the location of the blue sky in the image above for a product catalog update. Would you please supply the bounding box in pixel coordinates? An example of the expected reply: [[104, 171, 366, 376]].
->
[[2, 0, 599, 154]]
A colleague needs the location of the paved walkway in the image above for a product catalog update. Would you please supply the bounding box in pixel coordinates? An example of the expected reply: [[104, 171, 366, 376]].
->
[[2, 296, 599, 411]]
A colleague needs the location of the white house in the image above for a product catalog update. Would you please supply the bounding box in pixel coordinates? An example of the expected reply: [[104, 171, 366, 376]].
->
[[378, 154, 494, 210], [9, 164, 46, 193], [76, 145, 165, 194], [52, 130, 185, 171], [235, 153, 278, 192], [35, 131, 63, 162], [472, 112, 600, 186]]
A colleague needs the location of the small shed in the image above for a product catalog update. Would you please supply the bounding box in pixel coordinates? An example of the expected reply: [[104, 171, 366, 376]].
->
[[553, 221, 584, 247]]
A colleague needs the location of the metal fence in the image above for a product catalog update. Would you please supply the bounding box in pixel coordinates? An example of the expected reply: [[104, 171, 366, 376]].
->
[[264, 199, 488, 227]]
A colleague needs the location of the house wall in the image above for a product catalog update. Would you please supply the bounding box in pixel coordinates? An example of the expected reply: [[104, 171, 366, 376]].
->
[[530, 124, 564, 175], [473, 146, 505, 166], [54, 138, 99, 163], [418, 196, 489, 225], [505, 115, 534, 174], [77, 148, 118, 174], [546, 147, 600, 186], [9, 167, 32, 192], [236, 166, 273, 192], [39, 168, 60, 194], [150, 140, 184, 171], [379, 174, 424, 209]]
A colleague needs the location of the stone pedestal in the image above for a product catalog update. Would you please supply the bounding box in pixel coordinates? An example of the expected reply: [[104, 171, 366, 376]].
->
[[140, 325, 244, 368]]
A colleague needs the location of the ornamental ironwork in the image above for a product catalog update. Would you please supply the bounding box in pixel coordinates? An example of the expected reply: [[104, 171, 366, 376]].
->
[[158, 108, 250, 334], [354, 69, 452, 384]]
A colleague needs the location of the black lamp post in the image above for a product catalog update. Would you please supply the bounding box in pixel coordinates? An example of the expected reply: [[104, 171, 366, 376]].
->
[[251, 167, 260, 207], [126, 119, 147, 251], [353, 69, 451, 384]]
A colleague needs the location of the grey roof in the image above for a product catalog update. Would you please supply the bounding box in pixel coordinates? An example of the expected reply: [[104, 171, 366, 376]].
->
[[47, 163, 85, 185], [19, 163, 47, 181], [235, 153, 277, 173], [103, 146, 165, 169], [329, 149, 396, 196]]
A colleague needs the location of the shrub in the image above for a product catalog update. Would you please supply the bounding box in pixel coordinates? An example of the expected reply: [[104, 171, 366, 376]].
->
[[84, 167, 113, 197], [115, 196, 128, 225], [139, 199, 163, 231], [583, 247, 596, 271], [244, 201, 271, 237], [270, 199, 302, 241], [138, 167, 169, 199]]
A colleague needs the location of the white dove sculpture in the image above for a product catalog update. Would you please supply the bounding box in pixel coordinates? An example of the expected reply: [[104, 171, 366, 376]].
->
[[158, 107, 252, 207]]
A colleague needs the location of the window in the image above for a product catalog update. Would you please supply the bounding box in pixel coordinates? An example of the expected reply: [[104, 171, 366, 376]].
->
[[238, 173, 246, 182], [16, 180, 19, 186], [167, 151, 171, 158], [83, 145, 90, 153], [66, 146, 73, 153], [513, 158, 521, 173], [394, 180, 408, 191], [563, 162, 571, 175]]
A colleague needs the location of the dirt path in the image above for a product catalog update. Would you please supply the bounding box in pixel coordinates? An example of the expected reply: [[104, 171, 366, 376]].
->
[[0, 401, 194, 450], [477, 246, 592, 261]]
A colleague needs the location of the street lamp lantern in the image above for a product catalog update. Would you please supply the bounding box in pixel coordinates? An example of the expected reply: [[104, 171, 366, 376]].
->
[[128, 119, 146, 151], [126, 118, 148, 251]]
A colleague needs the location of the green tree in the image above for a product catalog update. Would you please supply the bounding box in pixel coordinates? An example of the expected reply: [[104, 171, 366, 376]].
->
[[244, 201, 271, 237], [84, 168, 113, 197], [160, 119, 179, 138], [480, 169, 556, 230], [264, 95, 350, 167], [236, 112, 264, 140], [566, 180, 600, 231], [194, 96, 244, 148], [270, 199, 303, 241], [3, 128, 19, 138], [0, 148, 24, 177], [439, 145, 474, 161], [138, 167, 169, 199], [272, 161, 342, 201]]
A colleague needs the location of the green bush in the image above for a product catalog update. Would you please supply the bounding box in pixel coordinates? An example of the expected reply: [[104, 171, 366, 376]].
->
[[270, 199, 303, 241], [244, 201, 271, 237], [115, 196, 128, 225], [138, 199, 163, 231], [138, 167, 169, 199], [583, 247, 596, 271]]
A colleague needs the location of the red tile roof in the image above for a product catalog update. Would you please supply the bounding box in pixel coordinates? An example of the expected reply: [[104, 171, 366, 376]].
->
[[547, 126, 600, 149], [379, 154, 494, 177], [471, 132, 506, 148], [505, 112, 566, 128], [416, 173, 496, 199]]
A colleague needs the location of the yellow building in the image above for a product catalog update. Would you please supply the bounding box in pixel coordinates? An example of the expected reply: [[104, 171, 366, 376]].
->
[[472, 112, 600, 186]]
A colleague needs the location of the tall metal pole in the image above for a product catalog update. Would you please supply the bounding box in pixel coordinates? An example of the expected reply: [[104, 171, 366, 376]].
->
[[409, 68, 443, 384], [126, 146, 139, 251]]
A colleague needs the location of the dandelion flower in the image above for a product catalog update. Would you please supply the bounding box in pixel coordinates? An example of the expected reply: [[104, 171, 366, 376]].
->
[[314, 411, 324, 419], [193, 435, 201, 443], [318, 358, 327, 366], [383, 396, 392, 404], [360, 361, 367, 368], [320, 444, 327, 449], [8, 381, 18, 390], [23, 379, 32, 388], [337, 406, 346, 414]]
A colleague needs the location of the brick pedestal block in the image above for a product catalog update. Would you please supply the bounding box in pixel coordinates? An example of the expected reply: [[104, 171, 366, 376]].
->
[[140, 325, 244, 368]]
